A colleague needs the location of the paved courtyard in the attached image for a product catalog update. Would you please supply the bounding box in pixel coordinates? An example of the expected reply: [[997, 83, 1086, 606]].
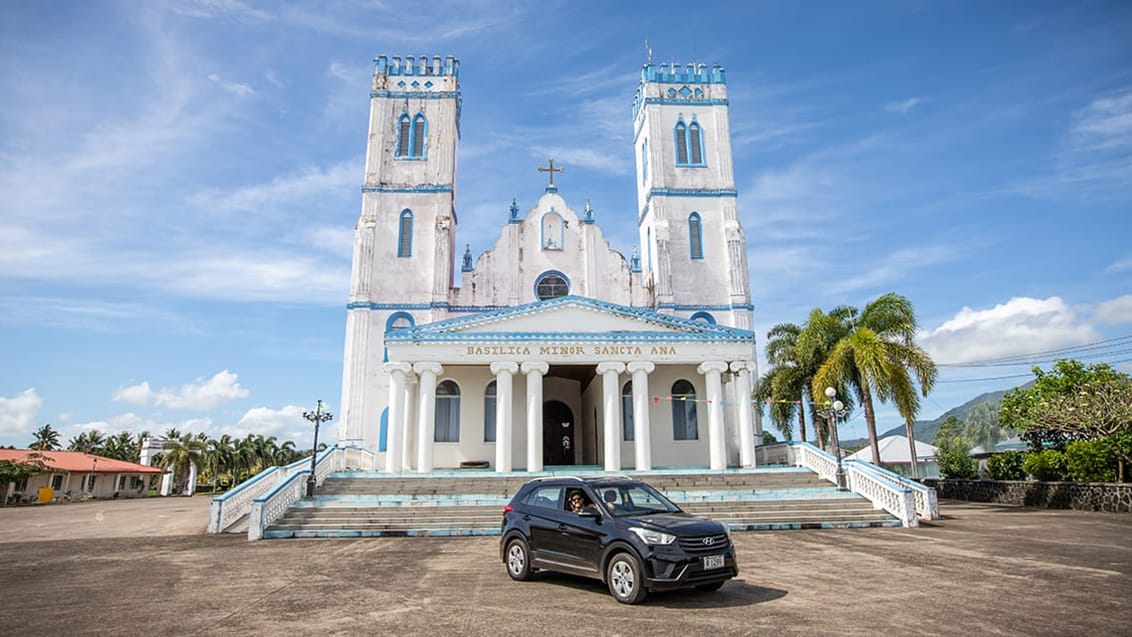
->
[[0, 497, 1129, 636]]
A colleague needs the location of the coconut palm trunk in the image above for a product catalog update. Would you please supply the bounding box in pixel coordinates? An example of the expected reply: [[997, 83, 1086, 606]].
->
[[861, 387, 881, 466]]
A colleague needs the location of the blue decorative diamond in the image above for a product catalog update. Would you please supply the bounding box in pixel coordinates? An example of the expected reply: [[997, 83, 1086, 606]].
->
[[424, 80, 434, 88], [679, 85, 692, 97], [397, 80, 406, 88], [411, 80, 420, 88]]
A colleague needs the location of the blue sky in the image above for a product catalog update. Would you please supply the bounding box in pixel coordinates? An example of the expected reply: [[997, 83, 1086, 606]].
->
[[2, 0, 1130, 449]]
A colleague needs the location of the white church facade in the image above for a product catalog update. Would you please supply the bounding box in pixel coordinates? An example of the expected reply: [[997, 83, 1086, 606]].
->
[[337, 55, 762, 473]]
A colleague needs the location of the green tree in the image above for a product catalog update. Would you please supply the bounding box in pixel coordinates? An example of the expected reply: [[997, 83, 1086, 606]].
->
[[755, 322, 806, 442], [999, 360, 1125, 448], [155, 435, 204, 496], [813, 293, 937, 473], [0, 453, 48, 505], [30, 424, 61, 451]]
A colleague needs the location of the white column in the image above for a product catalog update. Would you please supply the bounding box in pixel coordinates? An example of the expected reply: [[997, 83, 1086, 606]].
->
[[383, 362, 412, 472], [521, 361, 549, 473], [596, 361, 626, 472], [626, 361, 655, 471], [414, 362, 443, 473], [698, 361, 728, 470], [401, 372, 417, 471], [731, 361, 756, 468], [490, 362, 519, 473]]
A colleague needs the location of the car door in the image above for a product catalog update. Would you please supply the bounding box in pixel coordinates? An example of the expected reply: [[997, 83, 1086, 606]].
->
[[554, 487, 607, 576], [522, 485, 566, 562]]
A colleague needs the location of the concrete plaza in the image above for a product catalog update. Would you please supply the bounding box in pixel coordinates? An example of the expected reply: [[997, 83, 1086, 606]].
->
[[0, 497, 1128, 636]]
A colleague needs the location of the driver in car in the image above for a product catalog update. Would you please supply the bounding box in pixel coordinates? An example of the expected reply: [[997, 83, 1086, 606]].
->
[[569, 492, 597, 514]]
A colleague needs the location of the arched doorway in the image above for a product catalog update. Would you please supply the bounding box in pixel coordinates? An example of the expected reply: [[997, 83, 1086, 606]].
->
[[543, 400, 575, 466]]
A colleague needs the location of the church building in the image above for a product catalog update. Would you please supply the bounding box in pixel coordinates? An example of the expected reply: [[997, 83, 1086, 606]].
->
[[337, 55, 761, 473]]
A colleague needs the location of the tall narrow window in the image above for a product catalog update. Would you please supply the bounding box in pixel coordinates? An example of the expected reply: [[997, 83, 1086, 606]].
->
[[689, 122, 703, 164], [646, 228, 652, 273], [435, 380, 461, 442], [484, 381, 497, 442], [621, 381, 634, 441], [640, 140, 649, 184], [412, 113, 426, 157], [688, 212, 703, 260], [674, 121, 689, 164], [397, 209, 413, 257], [671, 380, 699, 440], [397, 115, 411, 157]]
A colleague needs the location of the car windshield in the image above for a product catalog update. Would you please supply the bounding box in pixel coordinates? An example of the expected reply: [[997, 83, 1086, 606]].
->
[[593, 483, 680, 517]]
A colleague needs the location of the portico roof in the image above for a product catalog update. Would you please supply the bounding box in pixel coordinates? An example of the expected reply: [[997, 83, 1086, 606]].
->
[[384, 295, 754, 345]]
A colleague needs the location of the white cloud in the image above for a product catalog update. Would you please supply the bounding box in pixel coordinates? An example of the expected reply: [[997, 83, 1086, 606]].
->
[[919, 296, 1098, 365], [1105, 257, 1132, 273], [885, 97, 922, 114], [1095, 295, 1132, 324], [224, 405, 325, 445], [207, 73, 256, 97], [826, 244, 965, 296], [113, 370, 250, 410], [189, 160, 359, 216], [1071, 92, 1132, 150], [0, 389, 43, 438]]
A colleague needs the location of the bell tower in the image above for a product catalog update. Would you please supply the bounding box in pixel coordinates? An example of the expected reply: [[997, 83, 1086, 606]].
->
[[632, 61, 752, 331], [338, 54, 461, 448]]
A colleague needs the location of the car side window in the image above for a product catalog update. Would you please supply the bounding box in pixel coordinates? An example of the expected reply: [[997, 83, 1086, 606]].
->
[[525, 486, 563, 510]]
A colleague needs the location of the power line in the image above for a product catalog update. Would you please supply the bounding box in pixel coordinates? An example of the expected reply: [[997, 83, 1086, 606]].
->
[[936, 334, 1132, 368], [936, 356, 1132, 384]]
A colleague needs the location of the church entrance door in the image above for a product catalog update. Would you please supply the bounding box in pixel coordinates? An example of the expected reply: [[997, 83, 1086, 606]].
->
[[542, 400, 575, 466]]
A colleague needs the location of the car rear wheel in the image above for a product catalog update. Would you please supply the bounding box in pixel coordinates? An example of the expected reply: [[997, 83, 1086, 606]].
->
[[505, 538, 533, 581], [606, 552, 648, 604]]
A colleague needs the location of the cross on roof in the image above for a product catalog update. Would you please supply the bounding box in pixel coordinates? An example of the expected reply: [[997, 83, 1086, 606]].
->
[[538, 158, 564, 189]]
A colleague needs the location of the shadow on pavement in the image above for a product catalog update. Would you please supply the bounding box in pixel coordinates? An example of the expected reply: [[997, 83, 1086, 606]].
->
[[517, 571, 786, 608]]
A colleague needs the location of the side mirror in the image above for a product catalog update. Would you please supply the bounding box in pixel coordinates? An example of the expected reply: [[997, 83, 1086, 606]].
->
[[578, 508, 601, 520]]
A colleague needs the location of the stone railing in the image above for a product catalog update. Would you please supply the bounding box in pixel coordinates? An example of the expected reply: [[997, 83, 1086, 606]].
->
[[209, 445, 369, 534], [788, 442, 919, 527], [845, 459, 939, 520], [246, 446, 340, 541], [922, 478, 1132, 513]]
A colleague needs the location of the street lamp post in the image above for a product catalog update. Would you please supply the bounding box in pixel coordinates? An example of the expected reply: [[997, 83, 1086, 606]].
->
[[822, 387, 849, 491], [303, 400, 334, 498]]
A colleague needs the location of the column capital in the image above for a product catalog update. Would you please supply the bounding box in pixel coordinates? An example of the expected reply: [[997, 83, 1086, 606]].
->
[[697, 361, 728, 375], [520, 360, 549, 376], [626, 361, 655, 374], [412, 361, 443, 376], [596, 361, 626, 375], [490, 361, 519, 375], [384, 361, 413, 375], [729, 360, 753, 373]]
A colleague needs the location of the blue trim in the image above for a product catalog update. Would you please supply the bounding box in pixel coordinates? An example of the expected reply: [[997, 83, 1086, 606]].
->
[[385, 312, 416, 332], [379, 408, 388, 452], [370, 90, 459, 100], [374, 55, 460, 78], [362, 184, 454, 194], [689, 311, 716, 325], [347, 299, 755, 315], [688, 212, 704, 260], [533, 270, 571, 300], [657, 303, 751, 312], [639, 189, 739, 224], [397, 209, 413, 257]]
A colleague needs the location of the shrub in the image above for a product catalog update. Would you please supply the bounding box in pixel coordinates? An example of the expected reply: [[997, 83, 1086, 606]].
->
[[938, 444, 978, 479], [1023, 449, 1068, 481], [1065, 439, 1117, 483], [988, 451, 1026, 480]]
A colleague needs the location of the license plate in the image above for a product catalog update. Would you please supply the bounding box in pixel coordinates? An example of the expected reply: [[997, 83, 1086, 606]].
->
[[703, 554, 724, 570]]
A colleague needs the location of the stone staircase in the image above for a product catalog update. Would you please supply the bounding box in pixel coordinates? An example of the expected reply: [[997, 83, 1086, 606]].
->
[[262, 467, 900, 539]]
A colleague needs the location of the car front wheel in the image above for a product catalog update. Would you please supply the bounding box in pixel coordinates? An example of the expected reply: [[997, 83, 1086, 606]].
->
[[505, 538, 533, 581], [606, 552, 648, 604]]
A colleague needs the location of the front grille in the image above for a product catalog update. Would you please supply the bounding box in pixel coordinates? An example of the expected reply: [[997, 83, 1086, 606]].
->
[[677, 533, 730, 554]]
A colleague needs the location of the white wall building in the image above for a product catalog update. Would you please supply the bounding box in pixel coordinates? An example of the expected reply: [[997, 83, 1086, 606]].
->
[[338, 55, 761, 473]]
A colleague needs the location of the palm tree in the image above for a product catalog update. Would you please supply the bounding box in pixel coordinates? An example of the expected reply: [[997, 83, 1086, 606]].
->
[[813, 293, 937, 472], [795, 306, 858, 450], [756, 322, 807, 442], [964, 402, 1006, 452], [30, 424, 61, 451], [155, 435, 205, 496]]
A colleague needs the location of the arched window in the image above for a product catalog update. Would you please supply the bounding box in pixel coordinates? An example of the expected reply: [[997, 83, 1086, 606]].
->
[[535, 271, 570, 300], [412, 113, 427, 157], [621, 381, 634, 441], [674, 120, 689, 165], [671, 379, 698, 440], [397, 209, 413, 257], [690, 311, 716, 325], [379, 408, 389, 452], [640, 140, 649, 184], [483, 381, 497, 443], [435, 380, 461, 442], [397, 115, 411, 157], [689, 121, 703, 164], [688, 212, 704, 260]]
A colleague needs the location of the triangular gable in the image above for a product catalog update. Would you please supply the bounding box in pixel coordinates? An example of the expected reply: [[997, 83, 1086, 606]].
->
[[385, 295, 753, 344]]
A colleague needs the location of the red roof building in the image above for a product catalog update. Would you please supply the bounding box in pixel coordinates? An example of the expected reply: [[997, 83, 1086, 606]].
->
[[1, 449, 165, 504]]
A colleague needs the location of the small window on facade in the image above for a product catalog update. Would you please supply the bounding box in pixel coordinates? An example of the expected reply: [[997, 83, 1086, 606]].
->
[[672, 379, 699, 440], [397, 209, 413, 257], [412, 113, 426, 157], [15, 477, 28, 492], [621, 381, 634, 441], [675, 121, 689, 164], [641, 140, 649, 184], [435, 380, 461, 442], [689, 212, 704, 260], [689, 122, 703, 164], [484, 381, 497, 442], [535, 273, 569, 300], [51, 474, 63, 490], [397, 116, 411, 157]]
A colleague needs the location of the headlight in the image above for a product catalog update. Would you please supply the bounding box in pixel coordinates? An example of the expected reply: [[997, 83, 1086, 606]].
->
[[629, 526, 676, 545]]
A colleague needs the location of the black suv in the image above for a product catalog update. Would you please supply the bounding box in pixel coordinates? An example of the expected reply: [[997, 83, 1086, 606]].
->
[[499, 476, 738, 604]]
